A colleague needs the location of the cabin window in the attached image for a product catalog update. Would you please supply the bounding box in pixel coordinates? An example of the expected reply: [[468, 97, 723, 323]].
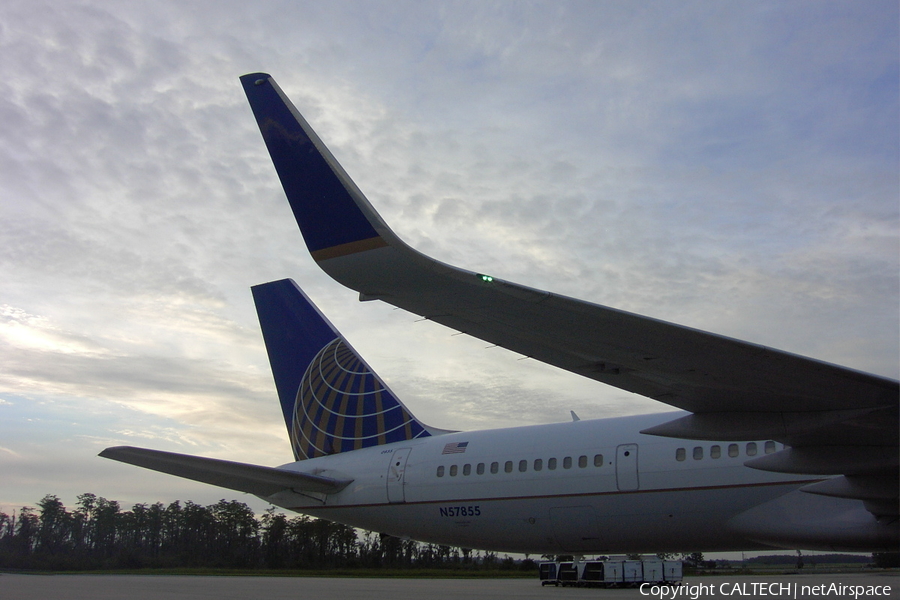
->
[[675, 448, 686, 461], [563, 456, 573, 469], [463, 464, 471, 476], [519, 459, 528, 472], [710, 445, 721, 459], [548, 457, 557, 470], [449, 465, 458, 476], [436, 466, 445, 477], [746, 442, 757, 456], [490, 461, 499, 474], [504, 461, 513, 473], [764, 441, 776, 454], [477, 462, 485, 475], [594, 454, 604, 467], [693, 447, 703, 460], [534, 458, 543, 471], [578, 455, 588, 468], [728, 444, 739, 458]]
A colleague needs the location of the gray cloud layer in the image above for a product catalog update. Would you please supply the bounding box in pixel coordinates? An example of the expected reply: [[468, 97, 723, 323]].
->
[[0, 0, 896, 513]]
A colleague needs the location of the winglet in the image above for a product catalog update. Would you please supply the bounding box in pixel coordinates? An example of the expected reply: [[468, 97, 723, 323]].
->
[[240, 73, 393, 261]]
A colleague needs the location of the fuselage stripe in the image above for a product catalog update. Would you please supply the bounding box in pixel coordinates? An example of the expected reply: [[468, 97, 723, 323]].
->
[[296, 478, 823, 511]]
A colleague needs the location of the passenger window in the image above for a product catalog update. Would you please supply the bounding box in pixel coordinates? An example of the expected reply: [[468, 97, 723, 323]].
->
[[504, 461, 513, 473], [764, 441, 776, 454], [450, 465, 458, 476], [710, 445, 721, 459], [675, 448, 686, 462], [563, 456, 572, 469], [519, 459, 528, 473], [548, 458, 557, 470], [728, 444, 739, 458], [437, 466, 445, 477], [477, 463, 485, 475], [578, 455, 587, 468], [490, 461, 499, 474], [693, 447, 703, 460], [463, 464, 471, 476], [594, 454, 603, 467], [534, 458, 543, 471], [746, 442, 757, 457]]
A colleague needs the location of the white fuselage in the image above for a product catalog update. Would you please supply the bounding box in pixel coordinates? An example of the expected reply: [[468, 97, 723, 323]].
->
[[265, 411, 824, 554]]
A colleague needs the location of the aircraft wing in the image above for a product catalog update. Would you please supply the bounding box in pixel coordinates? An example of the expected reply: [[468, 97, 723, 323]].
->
[[240, 73, 898, 517], [99, 446, 352, 497]]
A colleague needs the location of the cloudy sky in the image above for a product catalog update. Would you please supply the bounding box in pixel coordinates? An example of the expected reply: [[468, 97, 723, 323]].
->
[[1, 1, 897, 519]]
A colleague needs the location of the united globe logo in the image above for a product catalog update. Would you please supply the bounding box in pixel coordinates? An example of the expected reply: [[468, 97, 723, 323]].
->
[[290, 338, 426, 459]]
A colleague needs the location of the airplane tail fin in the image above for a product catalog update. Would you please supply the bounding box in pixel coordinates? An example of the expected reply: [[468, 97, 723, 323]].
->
[[252, 279, 434, 461]]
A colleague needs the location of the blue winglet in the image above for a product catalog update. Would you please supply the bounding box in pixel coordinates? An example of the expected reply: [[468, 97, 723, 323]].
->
[[240, 73, 390, 261], [252, 279, 431, 460]]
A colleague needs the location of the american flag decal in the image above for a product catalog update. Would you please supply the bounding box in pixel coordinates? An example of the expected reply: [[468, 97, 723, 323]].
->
[[442, 441, 469, 455]]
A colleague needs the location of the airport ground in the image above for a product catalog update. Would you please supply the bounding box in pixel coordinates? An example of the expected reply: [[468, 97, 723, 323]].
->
[[1, 571, 898, 600]]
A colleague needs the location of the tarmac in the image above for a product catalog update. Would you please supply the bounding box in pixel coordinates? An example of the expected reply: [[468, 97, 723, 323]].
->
[[1, 572, 898, 600]]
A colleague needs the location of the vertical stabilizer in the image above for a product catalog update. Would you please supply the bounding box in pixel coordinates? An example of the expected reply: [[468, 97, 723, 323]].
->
[[252, 279, 432, 460]]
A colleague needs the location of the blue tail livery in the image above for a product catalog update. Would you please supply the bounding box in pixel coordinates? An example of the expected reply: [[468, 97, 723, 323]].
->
[[251, 279, 434, 460]]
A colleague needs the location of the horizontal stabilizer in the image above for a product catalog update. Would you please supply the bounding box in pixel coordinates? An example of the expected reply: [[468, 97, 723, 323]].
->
[[99, 446, 352, 497]]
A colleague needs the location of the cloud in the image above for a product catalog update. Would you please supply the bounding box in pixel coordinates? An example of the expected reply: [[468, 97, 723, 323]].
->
[[0, 0, 895, 517]]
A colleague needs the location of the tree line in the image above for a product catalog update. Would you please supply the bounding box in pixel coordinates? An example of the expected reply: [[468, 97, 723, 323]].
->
[[4, 494, 893, 571], [0, 494, 534, 571]]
